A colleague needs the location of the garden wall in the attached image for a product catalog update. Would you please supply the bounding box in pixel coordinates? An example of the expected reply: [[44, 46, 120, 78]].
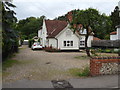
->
[[90, 56, 120, 76]]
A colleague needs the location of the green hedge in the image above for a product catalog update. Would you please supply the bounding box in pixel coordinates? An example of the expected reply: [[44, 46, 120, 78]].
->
[[28, 39, 34, 48]]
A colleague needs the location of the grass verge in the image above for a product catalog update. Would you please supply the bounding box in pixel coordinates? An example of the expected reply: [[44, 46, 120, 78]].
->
[[74, 56, 90, 60], [68, 66, 90, 77], [3, 59, 20, 70]]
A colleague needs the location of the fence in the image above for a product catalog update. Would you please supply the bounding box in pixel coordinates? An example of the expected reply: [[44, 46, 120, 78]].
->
[[91, 40, 120, 48]]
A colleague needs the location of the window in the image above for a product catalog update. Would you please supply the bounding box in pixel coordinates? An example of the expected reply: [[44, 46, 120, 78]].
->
[[64, 41, 73, 47], [71, 41, 73, 46], [80, 41, 85, 46], [64, 41, 66, 46]]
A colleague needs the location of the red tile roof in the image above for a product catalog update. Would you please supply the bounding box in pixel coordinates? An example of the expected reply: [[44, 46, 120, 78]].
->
[[45, 20, 68, 38], [110, 31, 117, 35], [93, 37, 101, 40]]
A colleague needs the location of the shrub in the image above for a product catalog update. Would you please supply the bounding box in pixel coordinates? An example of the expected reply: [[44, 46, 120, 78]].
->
[[78, 67, 90, 76], [118, 49, 120, 56], [28, 39, 34, 48]]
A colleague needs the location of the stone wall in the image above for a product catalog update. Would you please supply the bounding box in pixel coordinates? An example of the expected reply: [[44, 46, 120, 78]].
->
[[90, 56, 120, 76]]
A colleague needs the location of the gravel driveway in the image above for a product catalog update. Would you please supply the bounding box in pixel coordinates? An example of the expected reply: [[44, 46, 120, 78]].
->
[[3, 45, 89, 83]]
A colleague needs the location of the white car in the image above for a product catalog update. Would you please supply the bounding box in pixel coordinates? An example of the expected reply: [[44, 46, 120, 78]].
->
[[31, 42, 42, 50]]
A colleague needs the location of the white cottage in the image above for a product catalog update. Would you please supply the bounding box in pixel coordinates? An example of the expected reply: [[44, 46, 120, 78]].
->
[[38, 19, 94, 50], [110, 25, 120, 40]]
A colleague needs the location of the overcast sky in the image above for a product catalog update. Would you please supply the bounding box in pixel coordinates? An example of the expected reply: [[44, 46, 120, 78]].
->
[[12, 0, 120, 20]]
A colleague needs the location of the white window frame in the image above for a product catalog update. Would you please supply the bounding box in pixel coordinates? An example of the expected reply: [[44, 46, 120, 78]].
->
[[64, 41, 73, 47], [80, 41, 85, 46]]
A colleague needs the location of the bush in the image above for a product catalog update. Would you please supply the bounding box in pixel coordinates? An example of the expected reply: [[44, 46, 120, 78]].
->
[[28, 39, 34, 48], [104, 49, 111, 53], [78, 67, 90, 76], [118, 49, 120, 56]]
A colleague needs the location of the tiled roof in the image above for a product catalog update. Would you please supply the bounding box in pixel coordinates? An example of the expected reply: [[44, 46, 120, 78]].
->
[[110, 31, 117, 35], [93, 37, 101, 40], [45, 20, 68, 38]]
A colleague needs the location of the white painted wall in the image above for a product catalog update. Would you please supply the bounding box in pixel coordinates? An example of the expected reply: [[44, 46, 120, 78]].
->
[[110, 34, 118, 40], [38, 19, 47, 47], [80, 35, 93, 48], [117, 27, 120, 39], [56, 28, 79, 50], [47, 38, 57, 48], [110, 27, 120, 40], [38, 29, 42, 37]]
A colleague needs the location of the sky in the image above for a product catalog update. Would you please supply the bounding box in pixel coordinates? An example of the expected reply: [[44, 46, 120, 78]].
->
[[12, 0, 120, 20]]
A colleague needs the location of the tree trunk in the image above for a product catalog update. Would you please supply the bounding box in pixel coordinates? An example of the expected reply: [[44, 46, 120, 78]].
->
[[85, 26, 91, 57]]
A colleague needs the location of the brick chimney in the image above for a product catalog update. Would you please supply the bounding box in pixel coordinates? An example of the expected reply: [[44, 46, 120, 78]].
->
[[67, 11, 73, 23]]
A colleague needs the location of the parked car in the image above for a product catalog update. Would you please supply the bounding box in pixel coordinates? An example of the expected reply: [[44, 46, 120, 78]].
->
[[31, 42, 42, 50]]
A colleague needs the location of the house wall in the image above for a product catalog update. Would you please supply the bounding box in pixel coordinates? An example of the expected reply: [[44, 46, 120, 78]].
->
[[80, 35, 93, 48], [38, 19, 47, 47], [110, 34, 118, 40], [57, 28, 79, 50], [47, 38, 57, 48], [38, 29, 42, 38], [117, 27, 120, 39]]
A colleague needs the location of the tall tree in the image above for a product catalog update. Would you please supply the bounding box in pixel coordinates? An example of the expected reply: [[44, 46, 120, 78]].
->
[[2, 1, 18, 60], [55, 8, 112, 39], [14, 16, 45, 39], [110, 6, 120, 30]]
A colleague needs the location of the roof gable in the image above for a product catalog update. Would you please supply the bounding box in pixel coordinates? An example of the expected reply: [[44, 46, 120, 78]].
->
[[45, 20, 68, 38]]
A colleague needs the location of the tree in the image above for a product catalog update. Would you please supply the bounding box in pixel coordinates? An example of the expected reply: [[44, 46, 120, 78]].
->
[[2, 1, 18, 60], [55, 8, 112, 39], [70, 8, 99, 57], [110, 6, 120, 31], [14, 16, 45, 39]]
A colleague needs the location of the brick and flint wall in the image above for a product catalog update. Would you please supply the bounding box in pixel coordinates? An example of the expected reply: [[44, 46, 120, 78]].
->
[[90, 56, 120, 76]]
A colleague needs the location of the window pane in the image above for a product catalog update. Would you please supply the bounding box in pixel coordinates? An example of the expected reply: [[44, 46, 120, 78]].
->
[[80, 41, 85, 46], [67, 41, 69, 43], [64, 41, 66, 46], [67, 44, 69, 46], [71, 41, 73, 46]]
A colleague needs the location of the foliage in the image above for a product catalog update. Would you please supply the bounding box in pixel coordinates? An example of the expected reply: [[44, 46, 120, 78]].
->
[[29, 33, 37, 39], [118, 48, 120, 56], [74, 56, 90, 60], [55, 8, 112, 39], [14, 16, 45, 39], [3, 59, 20, 70], [78, 66, 90, 76], [28, 39, 34, 48], [110, 6, 120, 31], [2, 1, 19, 60], [94, 48, 119, 54]]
